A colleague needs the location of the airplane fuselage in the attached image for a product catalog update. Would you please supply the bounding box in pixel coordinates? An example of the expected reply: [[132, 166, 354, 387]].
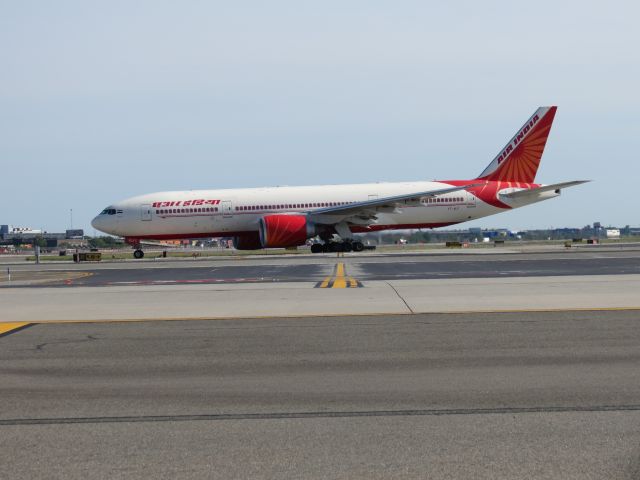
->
[[91, 107, 585, 254], [92, 179, 554, 240]]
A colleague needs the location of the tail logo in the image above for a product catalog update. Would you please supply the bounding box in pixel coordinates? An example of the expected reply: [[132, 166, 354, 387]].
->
[[478, 106, 556, 184], [497, 113, 540, 165]]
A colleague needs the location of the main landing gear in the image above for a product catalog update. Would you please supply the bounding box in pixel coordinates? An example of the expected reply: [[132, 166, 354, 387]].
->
[[133, 249, 145, 259], [310, 240, 369, 253]]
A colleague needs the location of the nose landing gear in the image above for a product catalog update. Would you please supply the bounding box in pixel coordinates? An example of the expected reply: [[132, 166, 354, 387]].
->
[[125, 237, 145, 260]]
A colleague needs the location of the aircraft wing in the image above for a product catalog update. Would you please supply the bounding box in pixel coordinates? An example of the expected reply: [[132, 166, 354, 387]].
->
[[307, 183, 482, 224], [500, 180, 590, 199]]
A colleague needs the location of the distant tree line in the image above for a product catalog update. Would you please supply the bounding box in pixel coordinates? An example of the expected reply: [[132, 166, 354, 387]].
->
[[88, 236, 124, 249]]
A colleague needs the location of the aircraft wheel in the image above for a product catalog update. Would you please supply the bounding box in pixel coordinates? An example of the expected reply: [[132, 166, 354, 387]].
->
[[133, 249, 144, 259], [342, 242, 353, 253], [352, 241, 365, 252], [326, 243, 340, 253], [310, 244, 323, 254]]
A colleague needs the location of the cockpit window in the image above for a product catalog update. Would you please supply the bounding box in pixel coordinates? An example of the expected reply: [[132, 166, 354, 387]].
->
[[100, 207, 117, 215]]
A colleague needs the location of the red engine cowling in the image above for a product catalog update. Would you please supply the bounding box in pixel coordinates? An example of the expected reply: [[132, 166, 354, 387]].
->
[[259, 215, 316, 248], [233, 233, 263, 250]]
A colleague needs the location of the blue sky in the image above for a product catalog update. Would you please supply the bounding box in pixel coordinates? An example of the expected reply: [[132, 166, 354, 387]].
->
[[1, 1, 638, 232]]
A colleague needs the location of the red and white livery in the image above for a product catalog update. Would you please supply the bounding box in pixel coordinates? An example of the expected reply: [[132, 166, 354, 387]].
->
[[92, 106, 588, 257]]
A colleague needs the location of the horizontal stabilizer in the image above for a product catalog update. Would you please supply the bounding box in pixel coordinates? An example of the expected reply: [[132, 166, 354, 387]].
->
[[500, 180, 590, 199]]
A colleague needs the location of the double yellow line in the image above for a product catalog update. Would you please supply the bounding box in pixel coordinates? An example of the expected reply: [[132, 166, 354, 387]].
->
[[316, 262, 362, 288]]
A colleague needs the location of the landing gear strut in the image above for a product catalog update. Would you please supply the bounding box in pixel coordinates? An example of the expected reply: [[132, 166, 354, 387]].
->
[[125, 238, 146, 260], [310, 223, 372, 253]]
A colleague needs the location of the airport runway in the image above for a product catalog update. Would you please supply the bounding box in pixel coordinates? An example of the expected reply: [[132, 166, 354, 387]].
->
[[3, 249, 640, 287], [2, 310, 640, 479]]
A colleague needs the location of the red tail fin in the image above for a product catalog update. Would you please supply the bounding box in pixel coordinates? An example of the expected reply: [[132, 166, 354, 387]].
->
[[477, 106, 557, 183]]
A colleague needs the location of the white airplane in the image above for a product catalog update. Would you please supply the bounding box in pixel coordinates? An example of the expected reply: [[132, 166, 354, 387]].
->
[[92, 106, 588, 258]]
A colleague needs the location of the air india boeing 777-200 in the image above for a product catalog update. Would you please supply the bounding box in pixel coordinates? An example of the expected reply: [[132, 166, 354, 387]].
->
[[91, 106, 588, 258]]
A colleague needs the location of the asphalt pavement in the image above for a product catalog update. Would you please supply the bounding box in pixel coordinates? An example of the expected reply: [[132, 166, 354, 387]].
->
[[4, 250, 640, 287], [2, 310, 640, 479]]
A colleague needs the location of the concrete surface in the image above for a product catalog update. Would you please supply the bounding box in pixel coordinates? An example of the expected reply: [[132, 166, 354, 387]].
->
[[2, 274, 640, 322]]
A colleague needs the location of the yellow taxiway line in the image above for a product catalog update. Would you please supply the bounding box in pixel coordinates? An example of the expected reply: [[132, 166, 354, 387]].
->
[[315, 262, 362, 288], [0, 322, 32, 338]]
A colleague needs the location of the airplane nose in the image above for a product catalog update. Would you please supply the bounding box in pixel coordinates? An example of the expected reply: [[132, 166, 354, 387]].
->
[[91, 215, 104, 231]]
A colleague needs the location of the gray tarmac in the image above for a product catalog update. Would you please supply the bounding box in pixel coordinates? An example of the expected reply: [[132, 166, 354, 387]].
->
[[4, 249, 640, 287], [2, 310, 640, 479]]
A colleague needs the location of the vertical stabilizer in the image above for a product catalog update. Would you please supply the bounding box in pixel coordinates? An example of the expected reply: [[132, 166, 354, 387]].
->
[[477, 106, 557, 183]]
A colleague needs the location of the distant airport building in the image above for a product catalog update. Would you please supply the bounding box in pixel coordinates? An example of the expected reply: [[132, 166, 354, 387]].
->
[[0, 225, 42, 235], [65, 229, 84, 239], [0, 224, 84, 247]]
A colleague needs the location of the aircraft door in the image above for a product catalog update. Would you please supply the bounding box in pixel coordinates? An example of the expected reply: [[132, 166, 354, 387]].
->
[[140, 204, 152, 221], [465, 191, 477, 208], [221, 200, 233, 218]]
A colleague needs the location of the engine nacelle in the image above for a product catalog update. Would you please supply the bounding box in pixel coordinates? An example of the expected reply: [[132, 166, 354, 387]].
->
[[233, 233, 263, 250], [259, 215, 317, 248]]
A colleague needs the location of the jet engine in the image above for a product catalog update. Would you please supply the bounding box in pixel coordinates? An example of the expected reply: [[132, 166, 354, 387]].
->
[[259, 215, 318, 248]]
